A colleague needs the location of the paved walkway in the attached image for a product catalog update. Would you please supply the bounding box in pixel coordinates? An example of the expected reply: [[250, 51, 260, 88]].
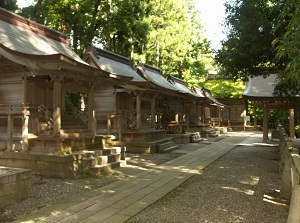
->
[[17, 132, 276, 223]]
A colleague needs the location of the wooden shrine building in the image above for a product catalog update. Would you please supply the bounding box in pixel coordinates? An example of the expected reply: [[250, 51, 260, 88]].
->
[[0, 8, 228, 177], [243, 74, 299, 142], [0, 8, 129, 177]]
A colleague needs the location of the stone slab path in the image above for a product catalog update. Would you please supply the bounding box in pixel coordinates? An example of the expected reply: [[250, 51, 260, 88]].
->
[[17, 132, 271, 223]]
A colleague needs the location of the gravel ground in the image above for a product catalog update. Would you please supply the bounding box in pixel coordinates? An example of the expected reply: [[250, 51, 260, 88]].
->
[[126, 143, 288, 223], [0, 145, 188, 223], [0, 136, 288, 223]]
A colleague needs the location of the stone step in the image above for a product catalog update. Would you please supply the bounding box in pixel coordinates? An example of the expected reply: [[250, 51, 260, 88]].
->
[[88, 162, 121, 176], [157, 141, 175, 152], [190, 132, 202, 143], [97, 154, 120, 165], [159, 145, 179, 153], [82, 148, 117, 158], [201, 128, 219, 138]]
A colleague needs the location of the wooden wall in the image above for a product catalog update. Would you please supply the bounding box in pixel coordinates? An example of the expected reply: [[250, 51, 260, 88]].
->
[[0, 77, 23, 104]]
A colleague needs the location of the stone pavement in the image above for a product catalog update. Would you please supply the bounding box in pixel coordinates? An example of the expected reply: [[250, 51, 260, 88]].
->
[[17, 132, 274, 223]]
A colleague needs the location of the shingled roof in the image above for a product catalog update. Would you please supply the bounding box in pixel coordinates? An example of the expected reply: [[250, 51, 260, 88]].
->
[[243, 74, 277, 99], [168, 75, 205, 99], [194, 87, 227, 108], [84, 46, 149, 83], [136, 63, 178, 93], [0, 7, 112, 80]]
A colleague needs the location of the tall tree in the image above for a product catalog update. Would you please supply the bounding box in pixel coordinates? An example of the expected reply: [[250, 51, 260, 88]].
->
[[106, 0, 149, 59], [19, 0, 108, 56], [275, 0, 300, 85], [215, 0, 281, 80], [0, 0, 18, 11], [16, 0, 211, 85], [143, 0, 194, 78]]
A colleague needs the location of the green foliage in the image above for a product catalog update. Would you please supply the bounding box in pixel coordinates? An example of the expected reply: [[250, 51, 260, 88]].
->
[[0, 0, 18, 11], [201, 79, 245, 98], [144, 0, 191, 70], [274, 0, 300, 85], [215, 0, 281, 80], [15, 0, 213, 85]]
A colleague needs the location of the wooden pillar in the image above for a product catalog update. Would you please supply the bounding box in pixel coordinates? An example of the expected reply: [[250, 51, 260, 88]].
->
[[262, 102, 268, 142], [253, 102, 257, 127], [45, 87, 50, 108], [175, 98, 179, 122], [210, 108, 213, 126], [22, 108, 29, 151], [196, 103, 199, 124], [186, 103, 189, 131], [22, 77, 28, 105], [88, 86, 95, 133], [136, 92, 141, 130], [52, 76, 63, 135], [151, 97, 156, 128], [289, 108, 295, 138], [113, 89, 122, 140], [244, 99, 249, 115], [228, 107, 231, 126], [218, 107, 222, 126], [7, 114, 13, 151], [107, 118, 111, 135], [21, 77, 29, 151]]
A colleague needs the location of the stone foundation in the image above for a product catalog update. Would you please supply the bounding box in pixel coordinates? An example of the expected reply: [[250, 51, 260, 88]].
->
[[0, 152, 78, 178], [0, 166, 31, 210], [170, 134, 191, 144]]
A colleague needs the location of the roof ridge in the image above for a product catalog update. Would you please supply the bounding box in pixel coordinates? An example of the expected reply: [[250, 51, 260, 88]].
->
[[0, 7, 69, 44], [87, 45, 133, 67]]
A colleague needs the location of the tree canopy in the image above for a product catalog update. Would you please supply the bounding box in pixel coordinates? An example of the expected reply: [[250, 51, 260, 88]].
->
[[202, 79, 245, 98], [215, 0, 282, 81], [0, 0, 18, 11], [215, 0, 300, 97], [13, 0, 213, 83], [274, 0, 300, 85]]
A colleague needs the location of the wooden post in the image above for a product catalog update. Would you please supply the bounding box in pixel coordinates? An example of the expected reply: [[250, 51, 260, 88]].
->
[[107, 118, 111, 135], [218, 107, 222, 126], [186, 103, 189, 132], [175, 98, 179, 122], [136, 92, 141, 130], [196, 103, 199, 123], [289, 109, 295, 138], [22, 77, 28, 106], [202, 107, 205, 124], [45, 87, 50, 108], [253, 102, 257, 127], [228, 107, 231, 126], [22, 77, 29, 150], [7, 114, 13, 151], [262, 102, 268, 142], [22, 109, 29, 151], [210, 108, 213, 126], [151, 97, 156, 128], [52, 76, 63, 135], [88, 86, 95, 132]]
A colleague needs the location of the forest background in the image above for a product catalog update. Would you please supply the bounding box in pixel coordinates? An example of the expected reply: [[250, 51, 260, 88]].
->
[[1, 0, 299, 100]]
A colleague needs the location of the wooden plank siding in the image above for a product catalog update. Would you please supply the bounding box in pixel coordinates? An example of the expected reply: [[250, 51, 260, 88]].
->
[[0, 78, 23, 104]]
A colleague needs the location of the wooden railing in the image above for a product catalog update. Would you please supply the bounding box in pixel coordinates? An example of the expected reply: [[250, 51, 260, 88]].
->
[[38, 105, 53, 128], [0, 104, 25, 115], [120, 110, 136, 129], [71, 107, 88, 125], [0, 104, 29, 151]]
